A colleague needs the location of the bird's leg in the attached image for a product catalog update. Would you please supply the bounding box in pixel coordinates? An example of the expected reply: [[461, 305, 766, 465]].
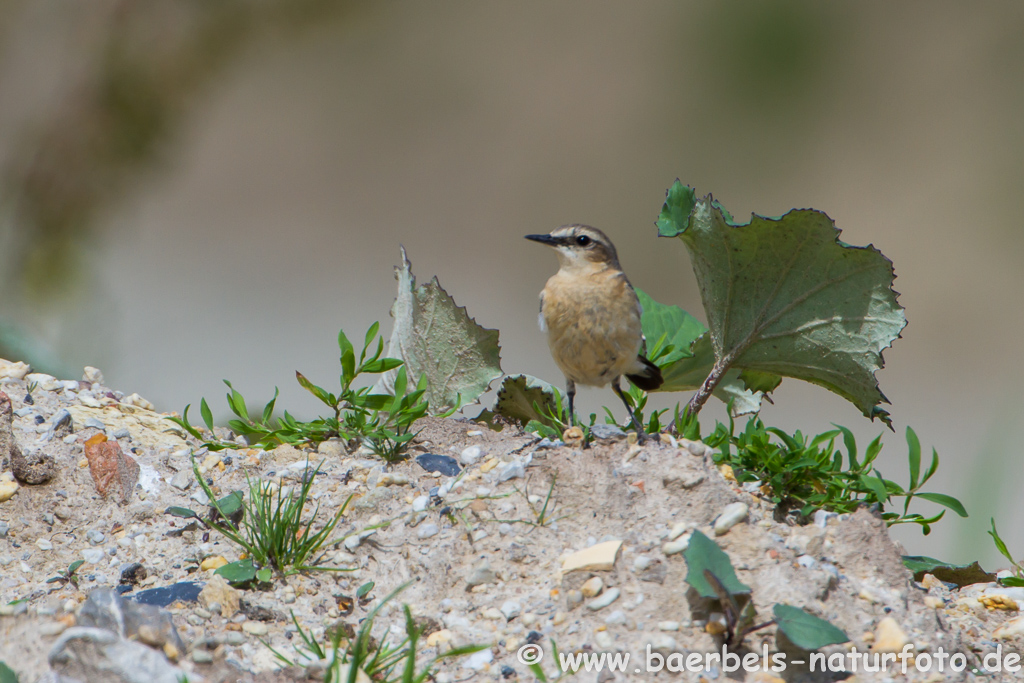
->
[[565, 379, 576, 427], [612, 377, 646, 442]]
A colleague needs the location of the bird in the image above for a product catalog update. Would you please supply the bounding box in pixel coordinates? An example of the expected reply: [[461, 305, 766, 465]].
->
[[525, 224, 663, 439]]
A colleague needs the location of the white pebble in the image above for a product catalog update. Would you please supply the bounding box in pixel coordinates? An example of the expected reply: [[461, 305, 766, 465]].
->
[[412, 496, 429, 512], [662, 534, 691, 556], [500, 601, 521, 621], [658, 621, 680, 631], [586, 587, 621, 611], [714, 502, 749, 536], [36, 538, 53, 551], [417, 523, 440, 539], [460, 446, 483, 465]]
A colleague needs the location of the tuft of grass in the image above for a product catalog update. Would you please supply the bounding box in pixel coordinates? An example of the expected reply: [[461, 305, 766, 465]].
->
[[700, 416, 966, 533], [168, 323, 428, 463], [192, 456, 349, 578], [266, 582, 486, 683]]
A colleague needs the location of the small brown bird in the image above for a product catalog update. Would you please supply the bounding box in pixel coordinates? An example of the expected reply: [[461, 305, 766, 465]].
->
[[526, 225, 663, 438]]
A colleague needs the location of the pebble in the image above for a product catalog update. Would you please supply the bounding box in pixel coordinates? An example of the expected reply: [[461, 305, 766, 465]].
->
[[0, 475, 19, 502], [497, 462, 525, 482], [658, 621, 680, 631], [465, 564, 498, 588], [662, 535, 690, 556], [83, 417, 106, 431], [193, 650, 214, 664], [82, 548, 104, 564], [417, 523, 440, 539], [594, 631, 613, 648], [86, 530, 106, 545], [590, 424, 626, 440], [797, 555, 817, 568], [500, 600, 521, 621], [562, 540, 623, 573], [378, 472, 410, 486], [83, 366, 105, 384], [38, 621, 68, 637], [483, 607, 503, 620], [581, 577, 604, 598], [871, 617, 909, 652], [0, 521, 7, 537], [460, 446, 483, 466], [412, 495, 429, 512], [633, 555, 652, 571], [604, 610, 627, 625], [714, 502, 749, 536], [666, 521, 690, 541], [170, 471, 193, 491], [201, 556, 229, 571], [36, 538, 53, 551], [586, 587, 620, 611], [242, 622, 269, 636], [112, 428, 131, 439], [464, 649, 493, 671]]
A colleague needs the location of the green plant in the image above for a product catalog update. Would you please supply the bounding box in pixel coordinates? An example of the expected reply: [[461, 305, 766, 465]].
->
[[702, 418, 965, 533], [168, 323, 429, 462], [170, 457, 350, 581], [514, 474, 567, 529], [684, 530, 848, 649], [0, 660, 19, 683], [989, 519, 1024, 587], [45, 559, 84, 590], [267, 583, 485, 683]]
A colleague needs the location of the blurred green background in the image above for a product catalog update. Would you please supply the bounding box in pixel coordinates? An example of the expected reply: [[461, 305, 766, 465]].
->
[[1, 1, 1022, 567]]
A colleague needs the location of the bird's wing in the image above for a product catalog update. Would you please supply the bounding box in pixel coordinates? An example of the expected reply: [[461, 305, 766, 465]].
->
[[537, 292, 547, 332]]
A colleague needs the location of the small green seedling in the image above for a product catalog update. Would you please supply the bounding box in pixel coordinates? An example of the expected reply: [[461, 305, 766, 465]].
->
[[989, 518, 1024, 587], [683, 530, 849, 650], [266, 582, 486, 683], [45, 559, 85, 590]]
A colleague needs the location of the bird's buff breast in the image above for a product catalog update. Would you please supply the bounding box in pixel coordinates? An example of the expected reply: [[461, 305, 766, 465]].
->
[[540, 270, 643, 387]]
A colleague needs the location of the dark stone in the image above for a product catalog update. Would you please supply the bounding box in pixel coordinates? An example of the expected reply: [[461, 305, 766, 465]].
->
[[11, 448, 57, 485], [129, 581, 202, 607], [23, 393, 33, 405], [240, 599, 286, 622], [525, 630, 542, 645], [119, 562, 148, 586], [415, 453, 461, 476], [49, 409, 73, 440], [501, 665, 517, 678]]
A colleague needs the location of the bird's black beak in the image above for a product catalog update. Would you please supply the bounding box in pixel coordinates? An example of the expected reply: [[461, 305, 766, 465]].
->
[[525, 233, 559, 245]]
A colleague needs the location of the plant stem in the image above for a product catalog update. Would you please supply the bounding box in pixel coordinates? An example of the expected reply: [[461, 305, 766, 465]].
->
[[687, 355, 733, 417]]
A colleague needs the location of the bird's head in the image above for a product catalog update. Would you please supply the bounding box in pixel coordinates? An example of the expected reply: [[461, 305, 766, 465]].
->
[[525, 224, 621, 272]]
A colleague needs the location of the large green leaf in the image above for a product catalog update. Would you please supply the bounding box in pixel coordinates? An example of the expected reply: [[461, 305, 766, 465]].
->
[[636, 289, 768, 416], [682, 530, 750, 599], [376, 247, 503, 414], [0, 661, 19, 683], [772, 604, 849, 650], [476, 374, 561, 429], [657, 181, 907, 424], [901, 555, 995, 587]]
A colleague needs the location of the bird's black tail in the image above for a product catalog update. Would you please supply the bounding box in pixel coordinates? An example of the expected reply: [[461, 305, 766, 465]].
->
[[626, 355, 664, 391]]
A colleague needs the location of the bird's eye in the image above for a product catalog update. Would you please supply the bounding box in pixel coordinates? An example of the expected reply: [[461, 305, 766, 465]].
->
[[575, 235, 591, 246]]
